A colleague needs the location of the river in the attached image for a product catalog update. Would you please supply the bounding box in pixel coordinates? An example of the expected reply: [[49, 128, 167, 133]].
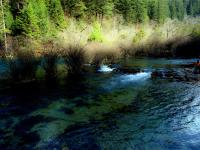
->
[[0, 58, 200, 150]]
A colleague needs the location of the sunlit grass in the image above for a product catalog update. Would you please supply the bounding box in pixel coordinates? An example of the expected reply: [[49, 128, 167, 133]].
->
[[55, 17, 200, 60]]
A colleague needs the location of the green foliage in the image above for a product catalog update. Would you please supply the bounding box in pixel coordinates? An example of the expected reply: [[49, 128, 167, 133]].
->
[[47, 0, 66, 28], [84, 0, 113, 18], [169, 0, 185, 20], [148, 0, 158, 21], [157, 0, 169, 23], [114, 0, 135, 23], [61, 0, 79, 16], [13, 1, 40, 37], [11, 0, 66, 37], [187, 0, 200, 16], [36, 67, 45, 79], [88, 22, 104, 42], [191, 24, 200, 38], [169, 0, 177, 19], [176, 0, 185, 20], [72, 1, 87, 19], [133, 29, 146, 43], [1, 0, 13, 43], [4, 0, 14, 30], [32, 0, 50, 34], [132, 0, 148, 23], [1, 0, 200, 39], [0, 7, 3, 41], [103, 0, 114, 16], [115, 0, 148, 23]]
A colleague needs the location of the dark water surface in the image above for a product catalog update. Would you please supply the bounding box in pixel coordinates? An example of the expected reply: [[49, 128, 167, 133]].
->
[[0, 58, 200, 150]]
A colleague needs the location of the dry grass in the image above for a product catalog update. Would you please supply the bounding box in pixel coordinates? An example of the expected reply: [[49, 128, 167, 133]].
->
[[41, 41, 61, 80], [56, 17, 200, 59]]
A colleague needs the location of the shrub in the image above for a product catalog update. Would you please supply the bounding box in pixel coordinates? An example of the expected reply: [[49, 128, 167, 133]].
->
[[104, 52, 117, 64], [88, 22, 104, 42], [120, 33, 128, 40], [120, 46, 132, 59], [92, 53, 105, 69], [63, 45, 86, 75], [133, 29, 145, 44], [42, 50, 59, 81], [91, 51, 117, 70], [8, 49, 39, 81], [172, 37, 200, 57], [0, 50, 6, 58], [191, 25, 200, 38]]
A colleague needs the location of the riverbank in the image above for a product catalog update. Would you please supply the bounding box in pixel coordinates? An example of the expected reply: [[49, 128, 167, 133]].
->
[[0, 56, 199, 91], [0, 26, 200, 86]]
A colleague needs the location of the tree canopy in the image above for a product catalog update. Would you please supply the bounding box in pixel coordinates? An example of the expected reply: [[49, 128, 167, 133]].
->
[[0, 0, 200, 38]]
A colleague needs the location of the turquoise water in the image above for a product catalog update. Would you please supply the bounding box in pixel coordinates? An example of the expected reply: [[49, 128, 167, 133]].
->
[[0, 58, 200, 150]]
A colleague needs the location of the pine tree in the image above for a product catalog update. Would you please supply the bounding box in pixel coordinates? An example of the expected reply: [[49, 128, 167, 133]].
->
[[132, 0, 148, 23], [102, 0, 114, 17], [61, 0, 80, 16], [0, 0, 8, 50], [1, 0, 200, 39], [188, 0, 200, 16], [148, 0, 158, 21], [4, 0, 14, 30], [114, 0, 135, 23], [84, 0, 113, 21], [157, 0, 169, 23], [47, 0, 66, 28], [169, 0, 177, 19], [176, 0, 185, 20], [13, 0, 40, 37], [72, 1, 87, 19], [32, 0, 50, 34]]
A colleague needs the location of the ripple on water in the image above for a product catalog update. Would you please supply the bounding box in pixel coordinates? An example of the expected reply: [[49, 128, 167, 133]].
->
[[104, 72, 151, 90], [1, 58, 200, 150]]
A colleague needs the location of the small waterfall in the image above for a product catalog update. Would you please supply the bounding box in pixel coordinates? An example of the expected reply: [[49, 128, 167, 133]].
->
[[98, 65, 114, 73]]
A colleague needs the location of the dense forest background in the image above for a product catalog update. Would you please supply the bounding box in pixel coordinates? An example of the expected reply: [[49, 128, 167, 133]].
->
[[0, 0, 200, 56], [0, 0, 200, 38]]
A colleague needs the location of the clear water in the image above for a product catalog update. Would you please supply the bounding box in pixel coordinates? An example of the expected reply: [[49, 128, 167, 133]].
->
[[0, 58, 200, 150]]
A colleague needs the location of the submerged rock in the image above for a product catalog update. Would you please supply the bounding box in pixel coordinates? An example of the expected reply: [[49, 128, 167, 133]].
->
[[151, 68, 200, 82], [151, 71, 164, 78], [118, 67, 141, 74]]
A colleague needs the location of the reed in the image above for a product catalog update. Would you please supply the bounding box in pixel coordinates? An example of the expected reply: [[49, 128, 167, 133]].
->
[[8, 49, 39, 81], [62, 45, 86, 75]]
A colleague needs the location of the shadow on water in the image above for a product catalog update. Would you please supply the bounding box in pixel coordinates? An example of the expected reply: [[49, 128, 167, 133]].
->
[[64, 74, 90, 99], [0, 72, 103, 149]]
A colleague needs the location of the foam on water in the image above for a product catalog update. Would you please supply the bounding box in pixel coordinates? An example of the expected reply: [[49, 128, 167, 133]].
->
[[117, 72, 151, 83], [98, 65, 114, 72], [105, 72, 152, 90]]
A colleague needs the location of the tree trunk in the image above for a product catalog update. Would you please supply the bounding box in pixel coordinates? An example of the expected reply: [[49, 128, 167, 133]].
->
[[101, 13, 103, 26], [0, 0, 7, 51]]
